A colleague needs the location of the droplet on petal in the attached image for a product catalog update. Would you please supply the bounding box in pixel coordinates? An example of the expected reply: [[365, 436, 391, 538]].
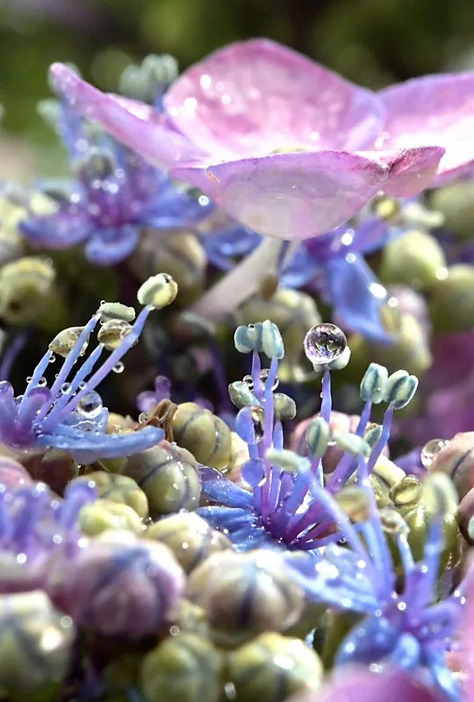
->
[[421, 438, 450, 468], [77, 391, 103, 419], [303, 324, 347, 368]]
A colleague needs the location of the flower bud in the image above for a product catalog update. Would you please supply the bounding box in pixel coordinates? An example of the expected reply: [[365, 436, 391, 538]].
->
[[137, 273, 178, 309], [47, 531, 185, 639], [335, 486, 371, 522], [122, 441, 201, 517], [71, 471, 148, 518], [172, 403, 232, 470], [0, 590, 75, 701], [306, 417, 329, 459], [331, 431, 370, 457], [187, 551, 304, 647], [430, 265, 474, 333], [48, 325, 89, 358], [360, 363, 388, 403], [140, 633, 223, 702], [363, 423, 383, 449], [273, 392, 297, 420], [145, 512, 231, 573], [431, 181, 474, 240], [0, 257, 57, 325], [227, 632, 323, 702], [383, 370, 418, 409], [369, 456, 406, 508], [78, 499, 145, 536], [97, 301, 136, 324], [390, 475, 423, 514], [97, 319, 134, 350], [380, 229, 446, 289], [234, 321, 284, 359], [429, 431, 474, 499], [228, 380, 257, 409]]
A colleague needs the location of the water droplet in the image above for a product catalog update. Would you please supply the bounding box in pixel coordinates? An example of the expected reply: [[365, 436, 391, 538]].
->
[[138, 412, 150, 423], [37, 377, 47, 387], [26, 376, 32, 383], [112, 361, 124, 374], [77, 391, 103, 419], [48, 354, 56, 363], [243, 374, 254, 388], [250, 406, 265, 443], [78, 381, 87, 391], [60, 382, 72, 395], [421, 438, 449, 468], [259, 368, 279, 391], [303, 323, 347, 367]]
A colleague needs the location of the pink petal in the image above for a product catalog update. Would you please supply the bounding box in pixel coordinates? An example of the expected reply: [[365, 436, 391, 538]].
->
[[172, 151, 389, 240], [49, 64, 206, 171], [289, 667, 443, 702], [361, 146, 445, 196], [164, 39, 385, 158], [378, 73, 474, 183]]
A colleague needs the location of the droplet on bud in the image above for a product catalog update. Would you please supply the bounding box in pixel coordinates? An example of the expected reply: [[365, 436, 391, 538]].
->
[[303, 324, 347, 368], [421, 438, 450, 468], [77, 391, 103, 419]]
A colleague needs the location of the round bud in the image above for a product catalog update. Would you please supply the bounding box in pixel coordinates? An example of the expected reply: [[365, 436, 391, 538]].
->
[[145, 513, 231, 573], [383, 370, 418, 409], [430, 265, 474, 333], [370, 312, 431, 379], [97, 301, 136, 324], [187, 551, 304, 647], [48, 325, 89, 358], [380, 229, 446, 289], [335, 486, 371, 523], [0, 257, 57, 325], [172, 403, 232, 470], [305, 417, 329, 459], [47, 531, 185, 639], [402, 503, 459, 568], [390, 476, 423, 514], [227, 633, 323, 702], [360, 363, 389, 404], [429, 431, 474, 499], [137, 273, 178, 309], [273, 393, 297, 420], [431, 181, 474, 239], [0, 590, 75, 702], [122, 441, 201, 518], [228, 380, 257, 409], [369, 457, 406, 508], [330, 431, 370, 457], [97, 319, 134, 350], [70, 471, 148, 519], [140, 633, 223, 702], [363, 423, 383, 449], [78, 499, 145, 536]]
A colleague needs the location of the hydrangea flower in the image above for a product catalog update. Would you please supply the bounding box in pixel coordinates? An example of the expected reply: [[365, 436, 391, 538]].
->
[[20, 92, 211, 266], [198, 320, 417, 550], [50, 40, 452, 241], [285, 465, 467, 702], [0, 284, 171, 464]]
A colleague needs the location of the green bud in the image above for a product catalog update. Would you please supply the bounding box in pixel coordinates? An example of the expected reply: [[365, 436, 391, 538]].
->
[[79, 499, 145, 536], [360, 363, 388, 403], [97, 301, 136, 324], [145, 512, 231, 573], [331, 430, 370, 457], [273, 393, 297, 420], [306, 417, 329, 459], [383, 369, 418, 409], [430, 181, 474, 239], [389, 475, 423, 514], [335, 486, 371, 522], [370, 312, 431, 378], [0, 257, 58, 325], [137, 273, 178, 309], [0, 591, 75, 702], [430, 265, 474, 333], [172, 402, 232, 470], [97, 319, 134, 351], [49, 325, 89, 358], [227, 632, 323, 702], [228, 380, 257, 409], [140, 633, 223, 702], [380, 229, 447, 289], [71, 471, 149, 518]]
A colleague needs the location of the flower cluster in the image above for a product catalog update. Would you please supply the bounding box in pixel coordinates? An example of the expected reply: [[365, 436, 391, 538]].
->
[[0, 37, 474, 702]]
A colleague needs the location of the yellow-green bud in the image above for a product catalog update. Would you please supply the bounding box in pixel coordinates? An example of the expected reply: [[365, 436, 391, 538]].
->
[[172, 402, 232, 470], [71, 471, 148, 518], [137, 273, 178, 309], [430, 265, 474, 333], [78, 499, 145, 536], [380, 229, 446, 289], [97, 319, 134, 350]]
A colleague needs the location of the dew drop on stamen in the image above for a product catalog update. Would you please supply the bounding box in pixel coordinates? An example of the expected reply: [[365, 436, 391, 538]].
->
[[250, 406, 265, 443], [260, 368, 279, 391], [112, 361, 124, 374], [303, 323, 347, 367], [60, 382, 72, 395], [77, 391, 103, 419]]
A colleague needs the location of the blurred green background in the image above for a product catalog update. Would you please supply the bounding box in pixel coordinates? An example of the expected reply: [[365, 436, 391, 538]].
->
[[2, 0, 474, 174]]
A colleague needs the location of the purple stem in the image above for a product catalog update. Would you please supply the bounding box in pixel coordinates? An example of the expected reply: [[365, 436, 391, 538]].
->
[[0, 328, 30, 382]]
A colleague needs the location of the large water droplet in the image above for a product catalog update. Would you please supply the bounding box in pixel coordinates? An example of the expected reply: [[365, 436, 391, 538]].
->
[[259, 368, 279, 391], [77, 391, 103, 419], [303, 323, 347, 367], [250, 406, 265, 443], [112, 361, 124, 374], [421, 438, 449, 468]]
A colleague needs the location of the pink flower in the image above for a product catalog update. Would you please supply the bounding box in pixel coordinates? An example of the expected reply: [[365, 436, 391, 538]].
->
[[49, 39, 456, 241]]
